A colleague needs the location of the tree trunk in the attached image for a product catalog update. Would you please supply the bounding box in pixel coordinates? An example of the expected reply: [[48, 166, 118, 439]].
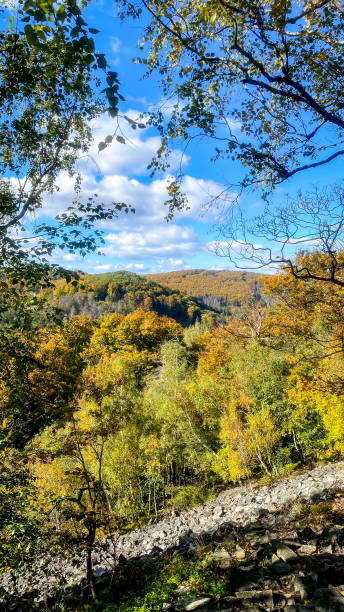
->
[[86, 526, 98, 602]]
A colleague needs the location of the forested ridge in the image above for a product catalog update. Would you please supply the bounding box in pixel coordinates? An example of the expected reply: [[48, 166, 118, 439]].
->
[[43, 270, 219, 325], [147, 269, 262, 313]]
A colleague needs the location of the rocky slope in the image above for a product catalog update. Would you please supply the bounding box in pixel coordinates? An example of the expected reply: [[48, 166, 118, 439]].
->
[[1, 461, 344, 610]]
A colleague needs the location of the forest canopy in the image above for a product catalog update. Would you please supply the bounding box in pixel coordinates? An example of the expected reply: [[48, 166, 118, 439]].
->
[[3, 255, 344, 583]]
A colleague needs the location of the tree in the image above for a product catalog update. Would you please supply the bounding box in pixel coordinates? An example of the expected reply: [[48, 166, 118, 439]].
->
[[119, 0, 344, 204], [31, 400, 118, 601], [0, 0, 135, 460], [142, 340, 217, 507], [0, 314, 94, 448], [215, 401, 281, 482], [261, 253, 344, 359], [215, 184, 344, 282], [88, 309, 183, 365], [0, 0, 131, 299]]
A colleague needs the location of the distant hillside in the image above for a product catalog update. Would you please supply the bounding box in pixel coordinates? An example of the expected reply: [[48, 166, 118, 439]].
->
[[147, 269, 262, 312], [46, 271, 217, 326]]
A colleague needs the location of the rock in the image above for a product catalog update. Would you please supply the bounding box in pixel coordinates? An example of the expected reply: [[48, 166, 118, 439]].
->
[[234, 545, 246, 560], [283, 538, 301, 549], [293, 574, 317, 600], [329, 527, 344, 545], [221, 595, 242, 605], [272, 561, 292, 575], [322, 544, 333, 554], [235, 589, 273, 606], [175, 597, 212, 610], [277, 545, 299, 562], [2, 460, 344, 608], [235, 566, 264, 591], [211, 548, 231, 568], [311, 586, 344, 611], [312, 524, 324, 535], [299, 544, 317, 555], [260, 532, 271, 544]]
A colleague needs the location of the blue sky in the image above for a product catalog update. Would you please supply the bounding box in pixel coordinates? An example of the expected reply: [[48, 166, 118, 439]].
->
[[40, 0, 344, 275]]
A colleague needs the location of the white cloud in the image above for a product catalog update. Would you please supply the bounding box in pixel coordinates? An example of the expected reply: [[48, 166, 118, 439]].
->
[[110, 36, 121, 54], [94, 264, 113, 271], [62, 253, 80, 262], [41, 169, 230, 233], [34, 107, 237, 272], [83, 112, 188, 177], [156, 257, 184, 268], [102, 225, 199, 260], [177, 176, 237, 222]]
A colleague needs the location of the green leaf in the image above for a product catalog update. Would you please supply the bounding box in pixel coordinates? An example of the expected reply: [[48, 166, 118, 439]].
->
[[98, 141, 107, 151], [116, 135, 125, 144], [97, 54, 107, 69], [56, 4, 66, 21]]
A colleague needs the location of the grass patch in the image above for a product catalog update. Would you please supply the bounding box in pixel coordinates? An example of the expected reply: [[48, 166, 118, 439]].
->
[[85, 552, 231, 611]]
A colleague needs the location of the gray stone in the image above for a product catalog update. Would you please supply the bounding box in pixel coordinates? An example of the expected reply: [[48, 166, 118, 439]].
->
[[311, 587, 344, 611], [236, 567, 264, 591], [283, 538, 301, 549], [2, 460, 344, 607], [329, 527, 344, 544], [293, 574, 317, 600], [299, 544, 317, 555], [277, 545, 299, 562], [234, 545, 246, 560], [235, 589, 273, 605], [260, 532, 271, 544], [211, 548, 232, 568], [272, 562, 292, 575], [175, 597, 212, 610]]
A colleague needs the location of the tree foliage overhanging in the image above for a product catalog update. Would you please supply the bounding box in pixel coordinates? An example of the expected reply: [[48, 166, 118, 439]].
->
[[118, 0, 344, 204], [0, 0, 129, 299]]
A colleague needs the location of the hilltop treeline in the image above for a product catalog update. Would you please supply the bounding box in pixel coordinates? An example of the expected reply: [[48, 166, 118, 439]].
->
[[147, 269, 262, 313], [2, 252, 344, 576], [45, 271, 218, 326]]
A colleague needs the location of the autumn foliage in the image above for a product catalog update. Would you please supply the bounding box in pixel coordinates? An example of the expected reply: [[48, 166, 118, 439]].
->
[[2, 254, 344, 573]]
